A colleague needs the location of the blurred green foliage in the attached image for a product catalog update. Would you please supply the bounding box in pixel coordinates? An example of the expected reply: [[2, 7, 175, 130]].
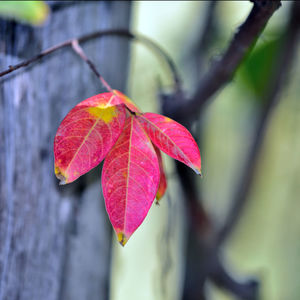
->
[[0, 1, 49, 26], [238, 36, 282, 100]]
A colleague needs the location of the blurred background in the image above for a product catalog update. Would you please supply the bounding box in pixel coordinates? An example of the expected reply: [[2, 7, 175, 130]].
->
[[0, 1, 299, 300], [117, 1, 300, 300]]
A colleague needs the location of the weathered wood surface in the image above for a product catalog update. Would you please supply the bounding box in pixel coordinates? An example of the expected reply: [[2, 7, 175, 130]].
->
[[0, 2, 131, 300]]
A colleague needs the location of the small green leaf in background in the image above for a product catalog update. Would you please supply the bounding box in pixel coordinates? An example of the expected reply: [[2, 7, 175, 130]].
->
[[238, 35, 282, 102], [0, 1, 49, 26]]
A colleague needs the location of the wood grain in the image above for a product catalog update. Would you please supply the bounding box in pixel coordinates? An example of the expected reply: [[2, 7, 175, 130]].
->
[[0, 2, 131, 299]]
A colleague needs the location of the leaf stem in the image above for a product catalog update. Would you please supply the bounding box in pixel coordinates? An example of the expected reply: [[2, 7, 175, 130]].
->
[[71, 40, 113, 93]]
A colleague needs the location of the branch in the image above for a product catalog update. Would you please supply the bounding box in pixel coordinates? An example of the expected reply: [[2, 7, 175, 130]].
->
[[216, 0, 300, 247], [163, 1, 283, 299], [165, 0, 281, 119], [176, 160, 259, 300], [210, 257, 258, 300], [0, 29, 181, 89]]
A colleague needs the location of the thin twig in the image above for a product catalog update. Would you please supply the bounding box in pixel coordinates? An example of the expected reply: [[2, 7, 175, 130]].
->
[[0, 29, 181, 89], [165, 0, 281, 120], [71, 40, 113, 93], [0, 39, 71, 77]]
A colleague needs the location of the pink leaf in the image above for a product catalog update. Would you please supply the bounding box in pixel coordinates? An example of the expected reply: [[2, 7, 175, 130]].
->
[[54, 98, 126, 184], [137, 112, 201, 175], [102, 115, 160, 246]]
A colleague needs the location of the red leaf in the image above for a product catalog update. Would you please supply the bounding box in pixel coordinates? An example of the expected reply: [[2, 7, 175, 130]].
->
[[153, 145, 167, 203], [54, 102, 126, 184], [137, 113, 201, 175], [78, 90, 141, 113], [102, 115, 160, 246]]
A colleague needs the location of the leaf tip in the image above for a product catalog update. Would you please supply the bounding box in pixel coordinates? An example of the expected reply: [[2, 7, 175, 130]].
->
[[155, 192, 164, 204], [117, 232, 128, 247], [194, 167, 202, 177], [55, 166, 67, 185]]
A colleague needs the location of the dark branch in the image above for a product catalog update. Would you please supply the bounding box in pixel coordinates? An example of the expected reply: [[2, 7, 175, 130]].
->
[[210, 257, 259, 300], [165, 0, 281, 120], [216, 0, 300, 247], [182, 2, 299, 296], [0, 29, 181, 89], [167, 1, 284, 299]]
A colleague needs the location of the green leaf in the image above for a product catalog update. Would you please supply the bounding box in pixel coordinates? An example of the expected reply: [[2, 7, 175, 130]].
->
[[0, 1, 49, 26], [238, 36, 282, 101]]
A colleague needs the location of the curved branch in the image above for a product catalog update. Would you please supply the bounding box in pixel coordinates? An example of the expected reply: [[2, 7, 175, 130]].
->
[[0, 29, 181, 89]]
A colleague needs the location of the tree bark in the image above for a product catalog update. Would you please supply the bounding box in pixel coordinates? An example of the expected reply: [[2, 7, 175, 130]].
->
[[0, 2, 131, 300]]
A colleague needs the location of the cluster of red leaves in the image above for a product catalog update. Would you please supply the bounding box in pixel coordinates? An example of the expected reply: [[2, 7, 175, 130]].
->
[[54, 90, 201, 245]]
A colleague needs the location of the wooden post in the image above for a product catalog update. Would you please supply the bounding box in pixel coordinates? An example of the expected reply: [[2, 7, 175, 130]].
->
[[0, 2, 131, 299]]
